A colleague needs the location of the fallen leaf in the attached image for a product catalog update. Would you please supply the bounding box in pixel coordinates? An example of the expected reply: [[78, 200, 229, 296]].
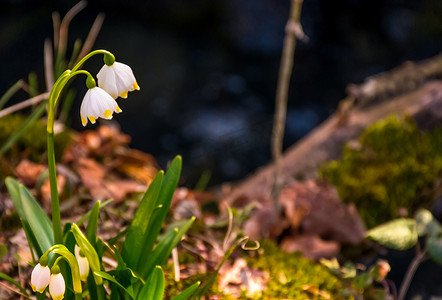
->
[[280, 235, 340, 260], [279, 180, 366, 245], [14, 159, 45, 186]]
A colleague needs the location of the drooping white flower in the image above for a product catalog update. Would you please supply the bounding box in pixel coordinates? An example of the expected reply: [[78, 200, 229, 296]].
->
[[97, 61, 140, 99], [75, 245, 90, 281], [49, 273, 65, 300], [80, 87, 122, 126], [31, 263, 50, 293]]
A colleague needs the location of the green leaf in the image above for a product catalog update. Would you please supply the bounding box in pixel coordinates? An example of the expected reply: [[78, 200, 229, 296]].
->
[[140, 228, 178, 279], [137, 156, 182, 271], [366, 218, 417, 250], [6, 178, 54, 257], [86, 201, 101, 246], [123, 171, 164, 268], [171, 281, 200, 300], [0, 271, 29, 297], [415, 208, 442, 237], [428, 235, 442, 265], [71, 223, 102, 285], [141, 217, 195, 279], [137, 266, 165, 300], [76, 199, 112, 227], [94, 271, 134, 299]]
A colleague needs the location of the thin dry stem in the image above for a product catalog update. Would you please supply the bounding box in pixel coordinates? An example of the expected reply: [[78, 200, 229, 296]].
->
[[76, 12, 105, 64], [58, 1, 87, 57], [0, 92, 50, 118], [52, 12, 61, 51], [44, 38, 55, 90], [271, 0, 305, 206]]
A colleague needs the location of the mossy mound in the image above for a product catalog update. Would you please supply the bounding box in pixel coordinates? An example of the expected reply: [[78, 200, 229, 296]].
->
[[165, 241, 348, 299], [320, 116, 442, 228], [0, 114, 70, 164]]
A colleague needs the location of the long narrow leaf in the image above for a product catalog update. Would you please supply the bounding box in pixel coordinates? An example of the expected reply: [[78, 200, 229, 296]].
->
[[137, 156, 182, 270], [0, 272, 30, 297], [86, 200, 100, 246], [140, 217, 195, 279], [137, 266, 165, 300], [140, 229, 177, 279], [5, 177, 40, 258], [20, 185, 54, 254], [171, 281, 200, 300], [94, 271, 134, 299], [123, 171, 164, 268]]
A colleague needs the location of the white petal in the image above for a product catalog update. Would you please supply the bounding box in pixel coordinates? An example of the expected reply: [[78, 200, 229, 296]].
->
[[49, 273, 65, 300], [80, 87, 121, 126], [97, 61, 139, 99], [75, 245, 90, 281], [31, 263, 50, 293]]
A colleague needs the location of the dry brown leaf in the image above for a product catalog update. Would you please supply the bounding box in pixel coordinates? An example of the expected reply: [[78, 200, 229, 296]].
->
[[114, 148, 159, 184], [14, 159, 45, 186], [106, 180, 145, 203], [279, 180, 366, 245], [218, 258, 268, 298], [40, 174, 66, 205], [74, 157, 111, 200], [280, 235, 340, 260]]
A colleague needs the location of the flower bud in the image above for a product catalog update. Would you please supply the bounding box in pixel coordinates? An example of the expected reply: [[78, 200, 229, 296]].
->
[[75, 245, 90, 281], [49, 269, 65, 300], [31, 263, 50, 293]]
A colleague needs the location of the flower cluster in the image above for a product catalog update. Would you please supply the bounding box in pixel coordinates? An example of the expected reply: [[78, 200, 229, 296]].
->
[[80, 60, 139, 126], [31, 244, 90, 300]]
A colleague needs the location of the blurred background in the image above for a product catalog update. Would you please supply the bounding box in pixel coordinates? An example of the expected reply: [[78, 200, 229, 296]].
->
[[0, 0, 441, 187]]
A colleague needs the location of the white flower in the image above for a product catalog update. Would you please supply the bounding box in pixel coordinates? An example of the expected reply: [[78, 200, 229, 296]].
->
[[97, 61, 140, 99], [75, 245, 90, 281], [49, 273, 65, 300], [31, 263, 50, 293], [80, 87, 122, 126]]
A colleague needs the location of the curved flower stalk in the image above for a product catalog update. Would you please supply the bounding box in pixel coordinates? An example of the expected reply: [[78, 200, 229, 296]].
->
[[97, 55, 140, 99], [46, 49, 139, 246]]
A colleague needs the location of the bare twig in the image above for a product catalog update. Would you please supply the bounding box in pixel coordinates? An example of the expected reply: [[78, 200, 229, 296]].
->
[[271, 0, 305, 207], [0, 92, 50, 118], [44, 38, 55, 91], [52, 12, 61, 50], [58, 1, 87, 58], [76, 12, 105, 64], [397, 248, 428, 300]]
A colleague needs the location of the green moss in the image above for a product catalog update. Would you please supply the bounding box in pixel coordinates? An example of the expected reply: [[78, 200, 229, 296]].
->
[[0, 114, 70, 163], [165, 241, 349, 299], [321, 116, 442, 228], [245, 241, 349, 300]]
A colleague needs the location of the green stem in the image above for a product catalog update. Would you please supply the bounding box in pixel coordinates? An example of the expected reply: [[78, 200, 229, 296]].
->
[[46, 50, 111, 246], [72, 49, 114, 72], [47, 131, 63, 244]]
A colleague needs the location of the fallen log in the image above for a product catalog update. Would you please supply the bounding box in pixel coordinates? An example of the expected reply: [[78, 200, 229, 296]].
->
[[222, 53, 442, 205]]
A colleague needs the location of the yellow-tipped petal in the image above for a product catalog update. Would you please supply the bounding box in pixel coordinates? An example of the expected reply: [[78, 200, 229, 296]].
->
[[104, 110, 112, 119], [81, 116, 86, 126], [116, 106, 122, 113], [134, 81, 140, 90], [88, 116, 96, 124], [120, 91, 128, 98]]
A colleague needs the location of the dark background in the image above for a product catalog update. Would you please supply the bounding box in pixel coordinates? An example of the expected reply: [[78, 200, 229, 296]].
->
[[1, 0, 441, 187]]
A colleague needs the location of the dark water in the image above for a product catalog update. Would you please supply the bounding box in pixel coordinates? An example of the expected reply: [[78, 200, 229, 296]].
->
[[1, 0, 442, 187]]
